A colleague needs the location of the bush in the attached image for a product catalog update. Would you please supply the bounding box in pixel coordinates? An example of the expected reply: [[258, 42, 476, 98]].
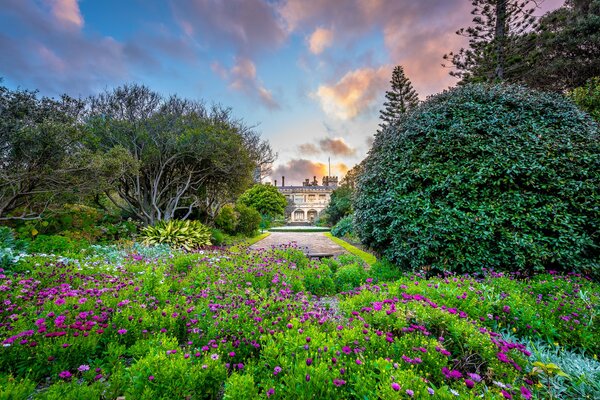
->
[[141, 219, 211, 250], [0, 227, 28, 267], [28, 235, 89, 254], [569, 76, 600, 122], [334, 262, 368, 291], [355, 83, 600, 275], [215, 205, 237, 235], [234, 204, 261, 237], [331, 215, 354, 238], [210, 228, 226, 246], [371, 258, 402, 282]]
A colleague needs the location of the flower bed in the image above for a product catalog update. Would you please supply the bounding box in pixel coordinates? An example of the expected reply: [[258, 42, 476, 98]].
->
[[0, 246, 598, 399]]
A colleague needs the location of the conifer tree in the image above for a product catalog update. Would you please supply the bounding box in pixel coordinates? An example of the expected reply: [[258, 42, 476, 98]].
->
[[378, 66, 419, 132], [443, 0, 538, 83]]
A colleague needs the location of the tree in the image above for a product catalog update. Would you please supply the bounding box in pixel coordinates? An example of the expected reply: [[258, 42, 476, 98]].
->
[[238, 183, 287, 218], [378, 66, 419, 132], [355, 84, 599, 275], [569, 76, 600, 121], [86, 84, 262, 225], [443, 0, 538, 83], [519, 0, 600, 91], [0, 85, 120, 220]]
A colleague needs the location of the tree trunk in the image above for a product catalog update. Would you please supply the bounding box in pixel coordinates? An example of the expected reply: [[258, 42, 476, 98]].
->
[[494, 0, 507, 80]]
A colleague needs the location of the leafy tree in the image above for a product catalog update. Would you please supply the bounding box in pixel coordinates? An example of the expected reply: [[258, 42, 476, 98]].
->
[[378, 66, 419, 132], [355, 84, 599, 275], [322, 162, 365, 226], [0, 85, 123, 220], [569, 76, 600, 121], [238, 183, 287, 218], [86, 84, 268, 225], [443, 0, 538, 83], [234, 203, 261, 236], [520, 0, 600, 91]]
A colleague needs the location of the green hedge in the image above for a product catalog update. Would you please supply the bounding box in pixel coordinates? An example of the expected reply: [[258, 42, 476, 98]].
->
[[355, 83, 599, 275]]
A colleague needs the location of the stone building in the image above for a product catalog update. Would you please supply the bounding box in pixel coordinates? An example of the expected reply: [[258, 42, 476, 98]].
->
[[274, 175, 338, 224]]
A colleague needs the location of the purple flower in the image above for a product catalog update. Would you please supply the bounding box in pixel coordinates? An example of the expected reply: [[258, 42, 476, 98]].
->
[[520, 386, 532, 400], [306, 358, 313, 366], [501, 390, 513, 399], [274, 366, 282, 375], [117, 329, 127, 335], [467, 373, 482, 382], [427, 388, 435, 395], [503, 305, 511, 313], [465, 379, 475, 389], [406, 389, 414, 397], [391, 382, 401, 391], [306, 336, 311, 343], [229, 351, 235, 357], [148, 375, 155, 381], [211, 353, 219, 360], [58, 370, 71, 380], [355, 359, 362, 365], [305, 374, 310, 382], [333, 379, 346, 387], [267, 388, 274, 397], [77, 364, 90, 372]]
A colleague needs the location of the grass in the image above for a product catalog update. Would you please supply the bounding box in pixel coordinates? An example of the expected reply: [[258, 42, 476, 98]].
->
[[228, 232, 270, 253], [323, 232, 377, 266]]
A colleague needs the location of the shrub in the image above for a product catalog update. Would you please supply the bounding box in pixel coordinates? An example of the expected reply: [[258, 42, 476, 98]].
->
[[215, 205, 237, 235], [141, 219, 211, 250], [28, 235, 89, 254], [355, 83, 600, 275], [331, 215, 354, 238], [334, 262, 368, 291], [234, 204, 261, 237], [0, 227, 28, 268], [371, 258, 402, 282], [210, 228, 226, 246], [303, 264, 335, 296], [569, 76, 600, 122], [238, 183, 287, 218]]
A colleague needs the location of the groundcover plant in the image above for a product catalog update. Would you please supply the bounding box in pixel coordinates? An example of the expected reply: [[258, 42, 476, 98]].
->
[[0, 246, 598, 399]]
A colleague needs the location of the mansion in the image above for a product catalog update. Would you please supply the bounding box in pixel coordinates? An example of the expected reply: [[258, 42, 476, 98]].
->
[[275, 175, 338, 223]]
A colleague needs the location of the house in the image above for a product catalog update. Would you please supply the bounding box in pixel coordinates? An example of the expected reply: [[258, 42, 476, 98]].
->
[[274, 175, 338, 223]]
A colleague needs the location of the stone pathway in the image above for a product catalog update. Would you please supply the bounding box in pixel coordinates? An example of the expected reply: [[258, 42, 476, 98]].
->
[[249, 232, 347, 256]]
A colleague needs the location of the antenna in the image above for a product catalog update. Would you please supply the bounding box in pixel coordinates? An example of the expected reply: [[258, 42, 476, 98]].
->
[[328, 157, 331, 176]]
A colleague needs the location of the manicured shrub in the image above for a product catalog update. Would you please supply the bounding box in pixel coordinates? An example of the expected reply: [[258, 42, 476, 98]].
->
[[234, 204, 261, 237], [370, 258, 402, 282], [330, 215, 353, 238], [334, 262, 368, 291], [355, 83, 600, 275], [303, 264, 335, 296], [141, 219, 211, 250]]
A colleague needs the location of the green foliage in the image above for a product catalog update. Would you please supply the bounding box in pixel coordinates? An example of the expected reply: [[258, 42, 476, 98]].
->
[[569, 76, 600, 121], [234, 204, 261, 237], [378, 65, 419, 132], [356, 83, 600, 275], [334, 261, 368, 291], [238, 183, 287, 218], [141, 219, 211, 250], [331, 215, 354, 238], [215, 205, 237, 235], [224, 373, 259, 399], [323, 186, 353, 226], [210, 228, 226, 246], [371, 258, 403, 282], [302, 264, 335, 296], [28, 234, 89, 254], [0, 375, 36, 400]]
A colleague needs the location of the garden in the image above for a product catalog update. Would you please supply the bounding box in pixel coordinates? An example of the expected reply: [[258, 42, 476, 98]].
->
[[0, 243, 598, 399]]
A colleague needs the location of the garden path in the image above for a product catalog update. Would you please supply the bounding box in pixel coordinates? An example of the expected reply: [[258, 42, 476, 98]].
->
[[249, 232, 347, 256]]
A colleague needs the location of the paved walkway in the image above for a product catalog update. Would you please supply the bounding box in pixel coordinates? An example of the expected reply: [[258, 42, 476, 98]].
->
[[249, 232, 347, 256]]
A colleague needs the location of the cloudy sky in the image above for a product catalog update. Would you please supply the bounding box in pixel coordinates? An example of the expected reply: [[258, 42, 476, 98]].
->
[[0, 0, 563, 185]]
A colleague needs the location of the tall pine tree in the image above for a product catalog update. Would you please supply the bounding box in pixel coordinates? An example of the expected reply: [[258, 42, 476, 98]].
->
[[378, 66, 419, 132], [443, 0, 538, 83]]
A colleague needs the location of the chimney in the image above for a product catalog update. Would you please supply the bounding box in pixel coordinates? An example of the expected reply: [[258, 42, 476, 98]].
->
[[281, 176, 285, 187], [274, 179, 277, 187]]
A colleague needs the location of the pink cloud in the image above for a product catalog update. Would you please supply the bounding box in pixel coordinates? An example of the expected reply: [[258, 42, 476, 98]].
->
[[47, 0, 83, 29], [314, 65, 391, 119], [308, 27, 334, 54]]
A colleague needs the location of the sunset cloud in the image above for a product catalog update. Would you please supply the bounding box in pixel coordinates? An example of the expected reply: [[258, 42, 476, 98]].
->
[[213, 57, 280, 110], [308, 27, 333, 54], [272, 159, 328, 186], [48, 0, 83, 29], [315, 65, 390, 119], [319, 138, 356, 156], [298, 143, 321, 156]]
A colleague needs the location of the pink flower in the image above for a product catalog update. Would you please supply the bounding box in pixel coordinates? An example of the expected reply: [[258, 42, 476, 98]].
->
[[520, 386, 532, 400], [58, 370, 72, 380], [148, 375, 155, 381], [117, 329, 127, 335], [391, 382, 401, 391]]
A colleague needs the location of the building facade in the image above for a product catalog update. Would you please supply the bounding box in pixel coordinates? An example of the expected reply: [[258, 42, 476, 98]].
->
[[274, 175, 338, 223]]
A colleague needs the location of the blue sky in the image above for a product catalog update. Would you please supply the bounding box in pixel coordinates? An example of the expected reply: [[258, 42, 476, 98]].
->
[[0, 0, 564, 185]]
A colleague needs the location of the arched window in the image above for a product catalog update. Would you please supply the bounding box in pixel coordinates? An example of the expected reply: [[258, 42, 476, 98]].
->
[[293, 209, 305, 221]]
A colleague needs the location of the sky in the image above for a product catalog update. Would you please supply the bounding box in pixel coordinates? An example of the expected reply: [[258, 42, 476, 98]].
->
[[0, 0, 564, 185]]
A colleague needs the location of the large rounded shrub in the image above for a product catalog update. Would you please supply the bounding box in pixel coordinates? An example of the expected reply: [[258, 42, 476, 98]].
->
[[355, 84, 599, 275]]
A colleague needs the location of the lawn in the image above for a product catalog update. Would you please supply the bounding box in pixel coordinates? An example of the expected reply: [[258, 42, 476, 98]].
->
[[0, 245, 598, 399]]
